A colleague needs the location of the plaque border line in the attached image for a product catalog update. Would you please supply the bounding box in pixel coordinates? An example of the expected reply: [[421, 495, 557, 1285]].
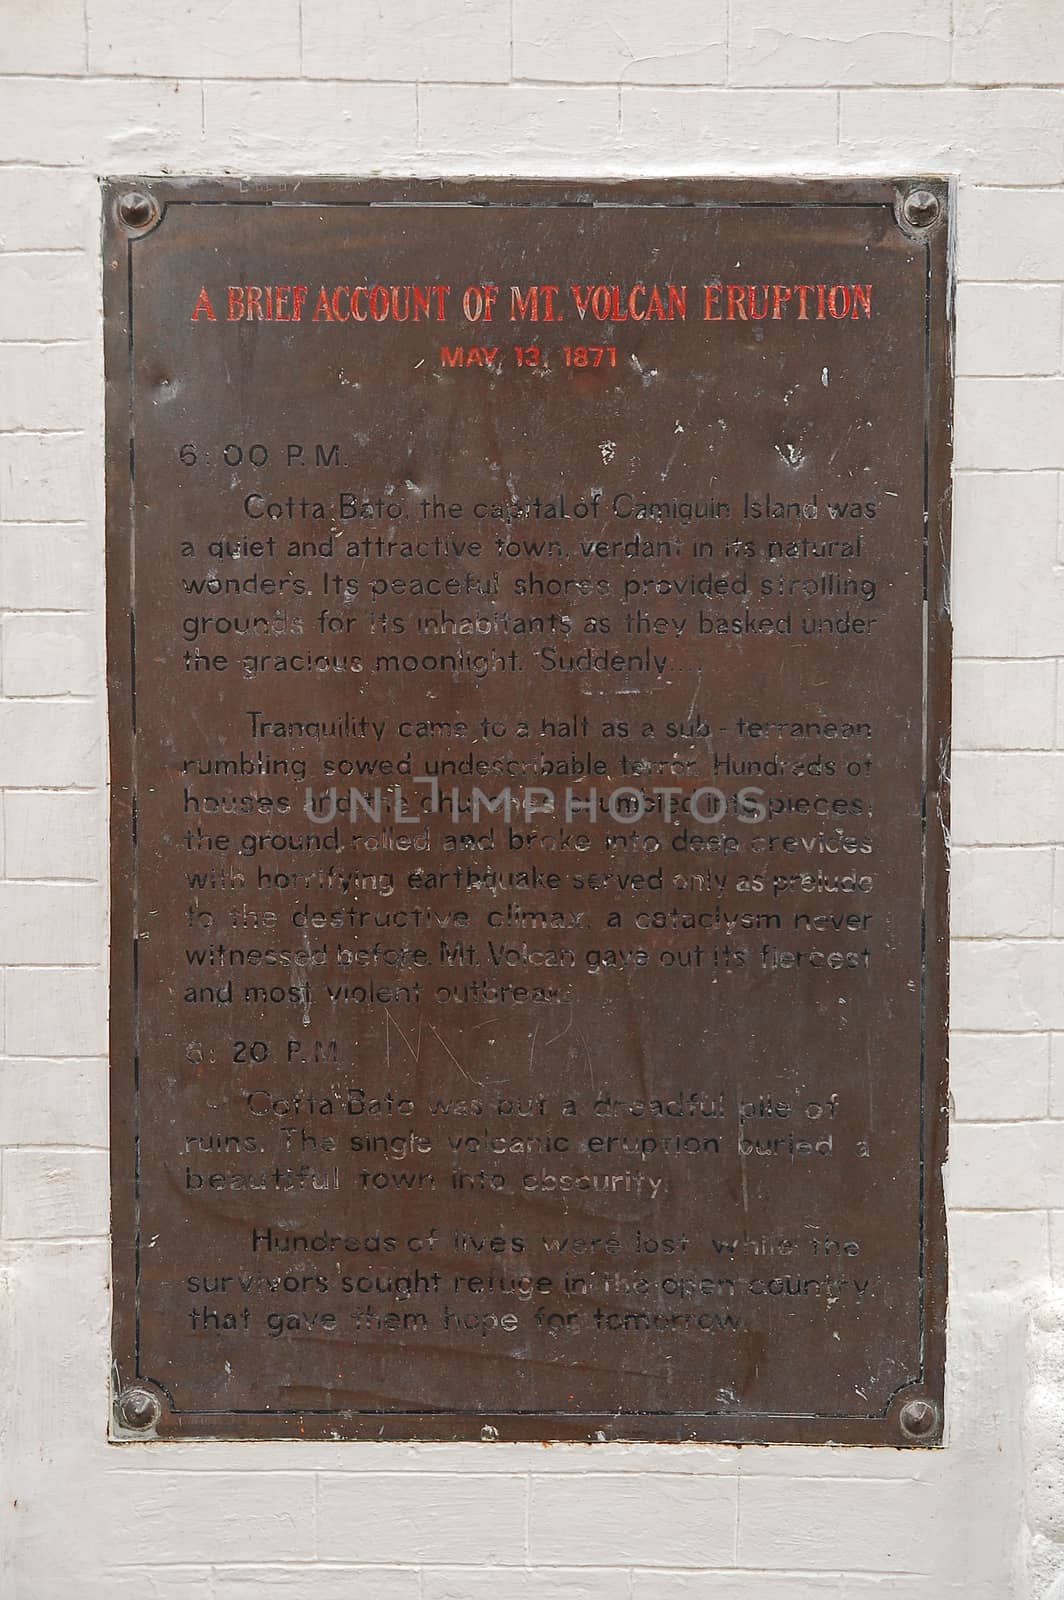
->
[[105, 177, 952, 1445]]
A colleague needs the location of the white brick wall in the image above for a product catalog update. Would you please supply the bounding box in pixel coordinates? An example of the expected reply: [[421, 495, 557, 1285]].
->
[[0, 3, 1061, 1596]]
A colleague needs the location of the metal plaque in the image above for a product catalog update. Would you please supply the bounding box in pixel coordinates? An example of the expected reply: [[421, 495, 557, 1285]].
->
[[105, 178, 950, 1444]]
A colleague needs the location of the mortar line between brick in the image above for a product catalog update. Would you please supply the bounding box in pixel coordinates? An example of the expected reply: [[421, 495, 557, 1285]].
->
[[0, 165, 1061, 189], [0, 876, 103, 885], [3, 1230, 107, 1241], [948, 0, 957, 84], [0, 253, 89, 262], [524, 1469, 532, 1564], [105, 1560, 937, 1576], [0, 1142, 108, 1153], [22, 70, 1064, 88]]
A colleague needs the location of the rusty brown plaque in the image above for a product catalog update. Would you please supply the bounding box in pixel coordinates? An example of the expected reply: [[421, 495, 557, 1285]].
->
[[105, 178, 951, 1444]]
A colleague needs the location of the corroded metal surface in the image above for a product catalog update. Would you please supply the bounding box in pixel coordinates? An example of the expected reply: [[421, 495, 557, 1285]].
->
[[105, 178, 951, 1443]]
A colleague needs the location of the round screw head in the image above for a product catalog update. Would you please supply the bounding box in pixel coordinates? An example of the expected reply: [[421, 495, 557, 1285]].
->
[[117, 1386, 162, 1432], [117, 191, 156, 230], [901, 189, 941, 231], [899, 1397, 939, 1440]]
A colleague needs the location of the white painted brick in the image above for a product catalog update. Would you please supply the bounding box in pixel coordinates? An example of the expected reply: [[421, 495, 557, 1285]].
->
[[305, 0, 510, 82], [95, 1575, 212, 1600], [426, 1572, 618, 1600], [621, 88, 838, 167], [1049, 1033, 1064, 1116], [0, 77, 202, 168], [210, 1573, 419, 1600], [2, 1238, 109, 1463], [419, 86, 620, 168], [0, 169, 99, 253], [957, 188, 1064, 281], [0, 433, 91, 523], [950, 847, 1054, 939], [318, 1474, 526, 1562], [3, 790, 101, 880], [684, 1443, 928, 1481], [5, 967, 106, 1056], [632, 1576, 951, 1599], [951, 473, 1064, 659], [0, 525, 100, 611], [951, 940, 1064, 1031], [88, 0, 299, 77], [738, 1476, 933, 1570], [0, 0, 86, 74], [955, 379, 1064, 471], [729, 0, 950, 86], [951, 1210, 1050, 1293], [2, 613, 98, 698], [0, 255, 97, 341], [954, 0, 1064, 85], [956, 284, 1064, 378], [0, 884, 104, 964], [514, 0, 726, 85], [0, 702, 101, 785], [104, 1438, 522, 1476], [951, 1032, 1050, 1120], [1, 1147, 108, 1236], [0, 1059, 107, 1144], [953, 661, 1056, 750], [950, 1122, 1064, 1209], [200, 82, 418, 171], [0, 343, 94, 433], [838, 89, 1064, 185], [951, 752, 1063, 845], [529, 1474, 737, 1565], [100, 1474, 317, 1564]]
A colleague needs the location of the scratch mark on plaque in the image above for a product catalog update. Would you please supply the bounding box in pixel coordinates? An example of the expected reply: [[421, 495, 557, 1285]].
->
[[775, 441, 805, 469], [687, 668, 705, 724], [574, 1024, 595, 1094], [385, 1008, 423, 1067], [544, 1001, 574, 1049], [429, 1022, 486, 1088]]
